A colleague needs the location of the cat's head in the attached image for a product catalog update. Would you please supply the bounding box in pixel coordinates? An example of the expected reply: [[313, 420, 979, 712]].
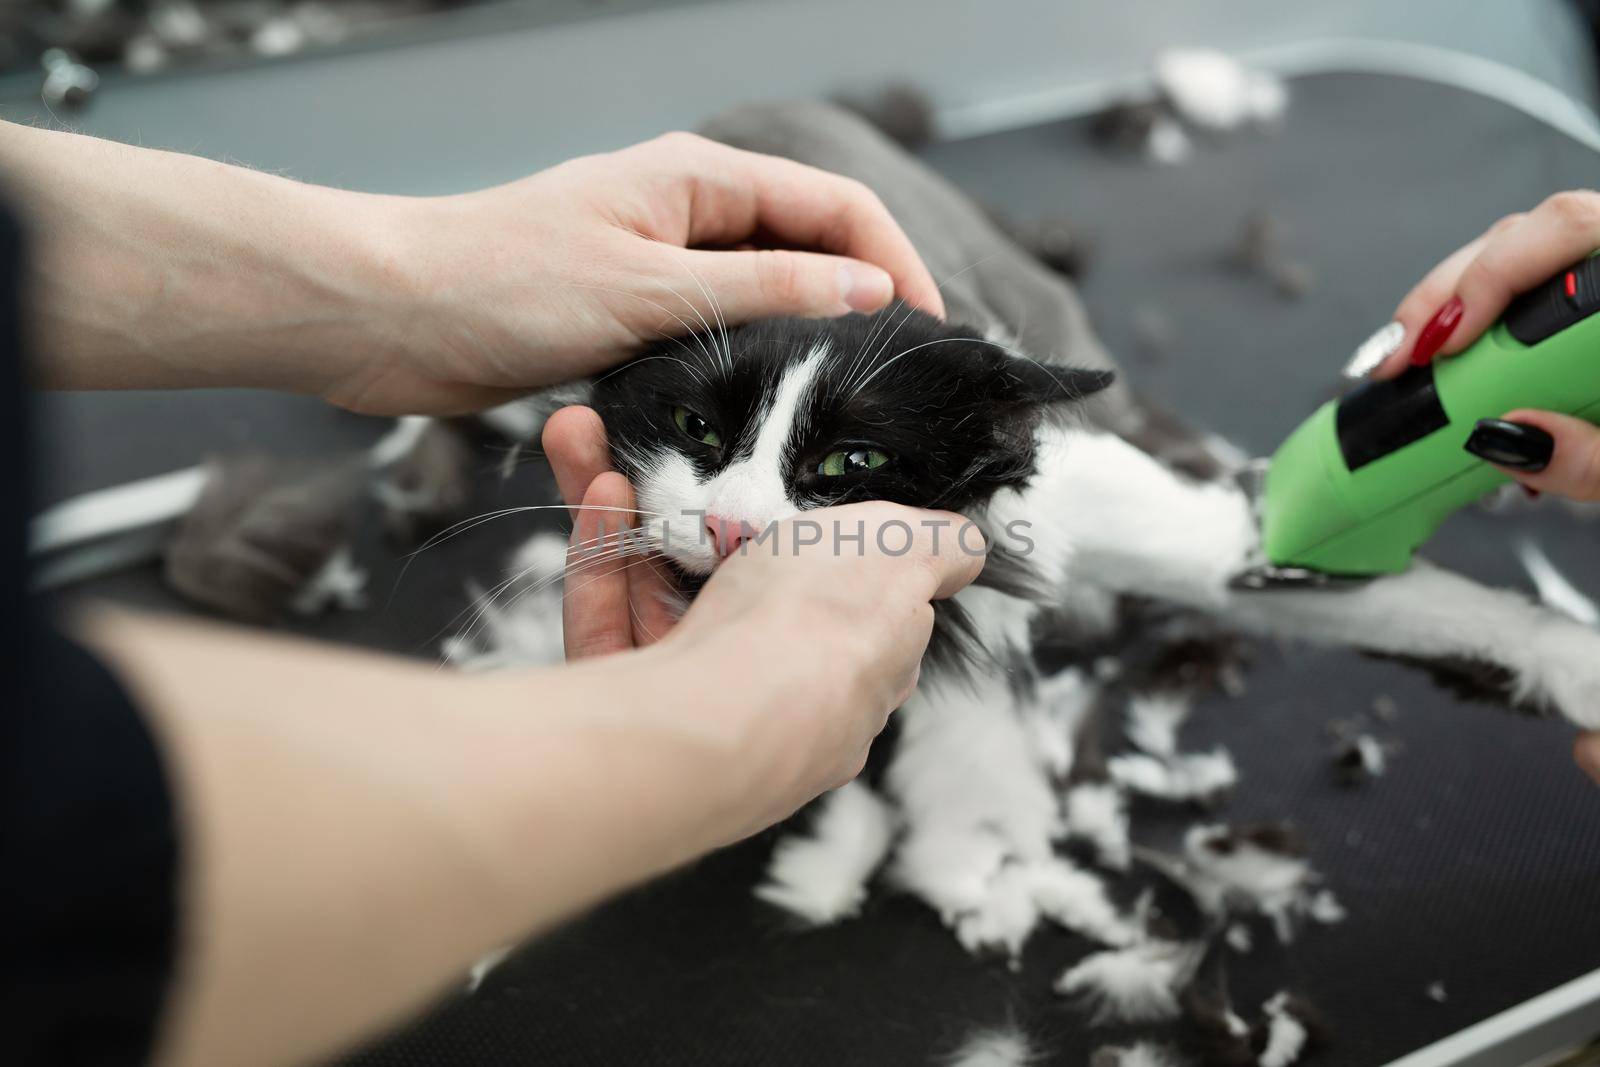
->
[[590, 308, 1111, 576]]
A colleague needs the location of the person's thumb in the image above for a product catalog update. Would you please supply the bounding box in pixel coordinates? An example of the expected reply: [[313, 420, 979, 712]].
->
[[1487, 409, 1600, 501], [681, 248, 894, 323], [1575, 731, 1600, 786]]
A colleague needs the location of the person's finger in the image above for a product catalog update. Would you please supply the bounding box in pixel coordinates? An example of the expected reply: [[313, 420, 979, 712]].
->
[[645, 133, 944, 318], [926, 515, 988, 600], [1369, 228, 1502, 379], [1575, 731, 1600, 786], [808, 503, 988, 600], [1379, 193, 1600, 379], [562, 472, 639, 660], [679, 247, 894, 322], [1445, 192, 1600, 356], [626, 554, 681, 648], [541, 405, 612, 510], [1473, 408, 1600, 501]]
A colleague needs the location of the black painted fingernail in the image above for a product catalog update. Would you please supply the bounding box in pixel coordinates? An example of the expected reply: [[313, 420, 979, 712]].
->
[[1464, 419, 1553, 472]]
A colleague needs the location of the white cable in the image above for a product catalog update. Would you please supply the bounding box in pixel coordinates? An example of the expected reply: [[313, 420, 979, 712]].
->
[[26, 416, 441, 594], [1252, 37, 1600, 154], [28, 466, 209, 557], [937, 37, 1600, 155]]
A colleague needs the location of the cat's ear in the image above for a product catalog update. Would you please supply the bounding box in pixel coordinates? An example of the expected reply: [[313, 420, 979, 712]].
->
[[991, 356, 1115, 408]]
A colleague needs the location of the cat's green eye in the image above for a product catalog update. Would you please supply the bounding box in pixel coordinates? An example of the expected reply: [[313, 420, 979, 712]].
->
[[671, 406, 721, 448], [818, 448, 891, 477]]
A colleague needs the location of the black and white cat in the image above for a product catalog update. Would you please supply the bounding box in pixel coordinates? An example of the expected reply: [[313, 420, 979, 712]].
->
[[458, 298, 1600, 961], [445, 104, 1600, 1028]]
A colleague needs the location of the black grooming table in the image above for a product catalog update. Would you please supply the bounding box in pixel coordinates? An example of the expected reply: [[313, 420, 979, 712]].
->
[[37, 72, 1600, 1065]]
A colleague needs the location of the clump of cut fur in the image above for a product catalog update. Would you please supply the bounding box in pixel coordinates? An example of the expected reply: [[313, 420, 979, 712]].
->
[[755, 781, 896, 925], [1124, 691, 1192, 757], [164, 455, 364, 623], [1183, 825, 1316, 943], [946, 1024, 1041, 1067], [289, 545, 368, 616], [1109, 749, 1238, 806], [1055, 941, 1205, 1025], [1090, 1042, 1189, 1067], [442, 533, 568, 670], [373, 418, 474, 543], [947, 857, 1138, 963], [1257, 993, 1313, 1067], [466, 946, 511, 994], [1064, 781, 1131, 870]]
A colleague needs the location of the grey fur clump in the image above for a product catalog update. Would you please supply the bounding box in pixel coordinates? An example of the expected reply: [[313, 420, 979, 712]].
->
[[164, 455, 363, 623], [835, 84, 937, 149], [374, 419, 474, 542]]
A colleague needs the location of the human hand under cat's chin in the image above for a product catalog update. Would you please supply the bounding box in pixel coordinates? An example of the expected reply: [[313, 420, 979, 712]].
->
[[334, 132, 944, 415], [660, 497, 985, 825], [544, 403, 986, 821]]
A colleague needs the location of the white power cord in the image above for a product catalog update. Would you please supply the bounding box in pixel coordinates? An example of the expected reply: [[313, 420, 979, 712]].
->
[[938, 36, 1600, 155]]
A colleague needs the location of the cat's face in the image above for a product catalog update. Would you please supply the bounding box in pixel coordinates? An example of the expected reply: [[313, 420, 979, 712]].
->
[[590, 309, 1111, 576]]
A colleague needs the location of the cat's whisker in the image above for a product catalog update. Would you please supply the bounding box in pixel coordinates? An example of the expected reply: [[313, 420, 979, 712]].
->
[[862, 298, 924, 378], [558, 551, 666, 610], [628, 598, 659, 644], [618, 229, 733, 377], [839, 297, 921, 398], [849, 336, 1023, 400], [393, 503, 666, 604], [429, 548, 569, 655], [458, 540, 659, 653], [592, 353, 709, 392], [405, 504, 664, 562], [665, 250, 734, 376], [561, 281, 722, 381], [933, 251, 1003, 294], [450, 532, 664, 654], [841, 296, 905, 388], [861, 249, 999, 370], [838, 253, 1004, 396]]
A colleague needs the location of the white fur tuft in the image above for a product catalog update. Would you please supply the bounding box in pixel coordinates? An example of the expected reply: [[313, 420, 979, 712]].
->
[[947, 1024, 1039, 1067], [1307, 889, 1347, 925], [1054, 941, 1201, 1025], [1064, 782, 1131, 870], [1109, 748, 1237, 803], [443, 533, 567, 670], [1124, 691, 1192, 758], [1092, 1042, 1188, 1067], [1184, 826, 1313, 941], [755, 781, 896, 926], [1258, 993, 1310, 1067]]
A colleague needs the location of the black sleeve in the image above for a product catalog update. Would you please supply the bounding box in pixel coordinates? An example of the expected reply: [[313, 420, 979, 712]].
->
[[0, 200, 181, 1063]]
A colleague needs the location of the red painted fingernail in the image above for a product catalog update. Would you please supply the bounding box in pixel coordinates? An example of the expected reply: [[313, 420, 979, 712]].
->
[[1410, 296, 1465, 366], [1522, 485, 1541, 500]]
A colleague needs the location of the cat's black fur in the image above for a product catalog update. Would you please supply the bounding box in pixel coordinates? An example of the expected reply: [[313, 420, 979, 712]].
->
[[588, 308, 1112, 673], [590, 309, 1111, 515]]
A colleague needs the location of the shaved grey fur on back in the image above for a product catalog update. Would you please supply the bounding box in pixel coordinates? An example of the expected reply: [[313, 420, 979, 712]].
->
[[699, 103, 1143, 441]]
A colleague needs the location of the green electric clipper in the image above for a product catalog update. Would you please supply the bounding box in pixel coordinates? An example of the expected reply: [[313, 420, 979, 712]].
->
[[1236, 258, 1600, 590]]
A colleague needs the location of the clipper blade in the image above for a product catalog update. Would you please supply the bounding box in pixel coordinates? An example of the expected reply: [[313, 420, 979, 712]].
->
[[1228, 565, 1373, 592], [1230, 460, 1373, 591]]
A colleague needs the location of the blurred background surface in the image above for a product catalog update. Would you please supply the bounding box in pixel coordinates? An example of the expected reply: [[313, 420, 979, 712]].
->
[[1, 0, 1596, 191], [8, 3, 1600, 1066]]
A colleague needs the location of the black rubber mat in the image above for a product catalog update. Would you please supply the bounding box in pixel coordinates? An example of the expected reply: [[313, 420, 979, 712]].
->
[[40, 71, 1600, 1065]]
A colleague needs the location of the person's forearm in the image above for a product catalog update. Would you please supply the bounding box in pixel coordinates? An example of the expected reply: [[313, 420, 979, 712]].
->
[[2, 121, 412, 399], [78, 608, 766, 1067]]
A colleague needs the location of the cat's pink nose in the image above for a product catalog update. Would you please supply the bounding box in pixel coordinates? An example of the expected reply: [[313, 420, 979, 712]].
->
[[704, 515, 757, 559]]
